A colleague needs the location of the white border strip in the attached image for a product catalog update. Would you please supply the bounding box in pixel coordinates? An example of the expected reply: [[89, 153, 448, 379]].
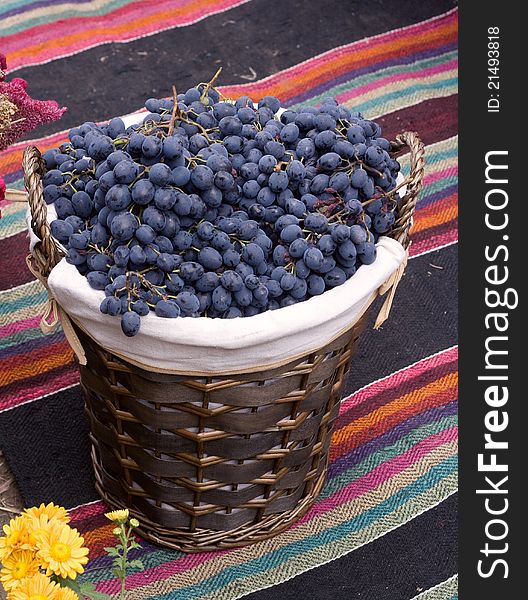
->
[[410, 574, 458, 599]]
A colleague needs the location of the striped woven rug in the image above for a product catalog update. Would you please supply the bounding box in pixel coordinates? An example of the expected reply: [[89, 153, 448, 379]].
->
[[0, 1, 458, 598]]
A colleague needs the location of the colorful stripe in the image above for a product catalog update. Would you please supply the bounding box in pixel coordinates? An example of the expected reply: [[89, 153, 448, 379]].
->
[[1, 0, 252, 71]]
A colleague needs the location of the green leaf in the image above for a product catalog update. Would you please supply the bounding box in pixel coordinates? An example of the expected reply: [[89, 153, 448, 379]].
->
[[103, 547, 120, 557], [78, 581, 112, 600], [128, 559, 144, 570], [59, 579, 83, 594]]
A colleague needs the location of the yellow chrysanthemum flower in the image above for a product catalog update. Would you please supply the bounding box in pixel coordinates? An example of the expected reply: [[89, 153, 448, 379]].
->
[[0, 517, 32, 561], [55, 587, 79, 600], [36, 521, 89, 580], [23, 503, 70, 525], [24, 514, 55, 549], [0, 549, 40, 591], [104, 509, 129, 523], [8, 572, 60, 600]]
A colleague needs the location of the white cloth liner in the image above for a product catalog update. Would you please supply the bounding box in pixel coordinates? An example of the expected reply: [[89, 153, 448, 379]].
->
[[27, 111, 407, 375]]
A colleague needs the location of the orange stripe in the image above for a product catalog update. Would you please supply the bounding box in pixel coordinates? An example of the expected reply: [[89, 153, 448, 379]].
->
[[331, 381, 457, 460], [412, 193, 458, 233], [0, 347, 74, 387], [9, 0, 227, 63], [332, 372, 458, 445], [0, 134, 69, 181]]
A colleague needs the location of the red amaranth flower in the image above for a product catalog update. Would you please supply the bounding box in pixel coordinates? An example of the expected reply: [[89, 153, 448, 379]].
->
[[0, 176, 6, 219], [0, 77, 67, 150], [0, 52, 7, 78]]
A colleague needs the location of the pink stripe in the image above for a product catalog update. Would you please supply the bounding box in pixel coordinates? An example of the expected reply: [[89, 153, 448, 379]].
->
[[423, 166, 458, 187], [0, 315, 41, 339], [336, 58, 458, 104], [0, 369, 79, 412], [410, 230, 458, 256], [5, 0, 250, 68], [102, 549, 229, 593], [98, 426, 457, 592], [340, 347, 458, 413], [70, 501, 106, 521]]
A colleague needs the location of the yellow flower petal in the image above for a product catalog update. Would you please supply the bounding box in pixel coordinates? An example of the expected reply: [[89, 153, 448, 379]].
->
[[22, 503, 70, 525], [55, 587, 79, 600], [36, 521, 89, 581], [8, 572, 60, 600], [0, 549, 40, 591], [0, 516, 32, 561], [104, 509, 129, 523]]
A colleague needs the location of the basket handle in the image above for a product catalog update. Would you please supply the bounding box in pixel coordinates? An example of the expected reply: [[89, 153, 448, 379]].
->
[[23, 145, 63, 278], [389, 131, 426, 249]]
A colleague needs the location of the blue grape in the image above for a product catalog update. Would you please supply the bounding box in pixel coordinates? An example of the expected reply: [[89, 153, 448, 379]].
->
[[155, 300, 181, 318], [121, 311, 141, 336], [198, 247, 223, 270], [307, 274, 325, 296], [268, 171, 289, 192], [87, 270, 110, 290], [324, 267, 346, 287], [242, 242, 265, 266], [303, 247, 324, 270], [105, 185, 131, 211], [50, 219, 74, 242], [110, 212, 138, 240], [212, 286, 232, 312]]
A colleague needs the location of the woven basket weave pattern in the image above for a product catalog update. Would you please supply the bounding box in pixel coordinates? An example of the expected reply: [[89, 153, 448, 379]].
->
[[78, 319, 365, 550], [23, 131, 424, 551]]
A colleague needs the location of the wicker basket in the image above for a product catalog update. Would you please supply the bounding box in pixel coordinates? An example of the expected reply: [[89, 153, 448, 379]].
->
[[23, 131, 425, 552]]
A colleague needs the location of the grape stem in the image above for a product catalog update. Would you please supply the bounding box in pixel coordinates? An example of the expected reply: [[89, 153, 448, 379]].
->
[[168, 85, 179, 136]]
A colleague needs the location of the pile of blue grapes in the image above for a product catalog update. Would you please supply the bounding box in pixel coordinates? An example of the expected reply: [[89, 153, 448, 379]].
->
[[44, 75, 401, 336]]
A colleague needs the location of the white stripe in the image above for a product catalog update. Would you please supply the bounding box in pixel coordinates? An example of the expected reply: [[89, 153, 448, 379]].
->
[[235, 489, 458, 600], [0, 279, 40, 298], [340, 345, 457, 404], [68, 498, 103, 512], [410, 574, 458, 599], [370, 89, 457, 120], [411, 240, 458, 258]]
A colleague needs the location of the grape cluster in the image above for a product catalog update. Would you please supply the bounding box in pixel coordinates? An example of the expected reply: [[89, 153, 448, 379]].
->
[[44, 73, 401, 336]]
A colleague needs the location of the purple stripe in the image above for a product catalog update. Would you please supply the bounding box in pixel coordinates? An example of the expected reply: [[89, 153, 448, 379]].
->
[[420, 183, 457, 209], [4, 169, 26, 185], [284, 42, 458, 108], [328, 400, 458, 478], [0, 330, 65, 360]]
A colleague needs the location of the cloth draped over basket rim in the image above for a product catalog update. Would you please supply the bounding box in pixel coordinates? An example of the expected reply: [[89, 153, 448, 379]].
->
[[21, 131, 423, 375]]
